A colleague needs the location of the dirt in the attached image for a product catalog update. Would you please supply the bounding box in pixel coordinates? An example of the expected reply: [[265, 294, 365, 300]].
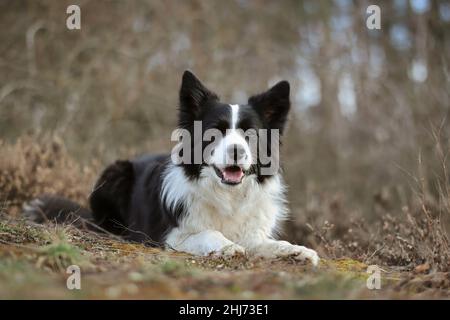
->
[[1, 217, 448, 299]]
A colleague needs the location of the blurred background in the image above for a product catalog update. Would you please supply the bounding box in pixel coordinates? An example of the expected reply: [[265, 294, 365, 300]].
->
[[1, 0, 449, 262]]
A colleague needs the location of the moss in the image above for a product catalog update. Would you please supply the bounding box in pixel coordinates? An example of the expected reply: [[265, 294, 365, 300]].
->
[[158, 258, 197, 277], [0, 219, 47, 244], [36, 231, 84, 271], [326, 258, 368, 272]]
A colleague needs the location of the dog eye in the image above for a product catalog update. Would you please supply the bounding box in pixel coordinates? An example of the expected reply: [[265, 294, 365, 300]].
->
[[238, 119, 255, 132], [216, 120, 229, 134]]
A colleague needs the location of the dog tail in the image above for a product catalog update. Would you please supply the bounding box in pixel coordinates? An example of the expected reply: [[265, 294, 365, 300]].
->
[[22, 195, 93, 228]]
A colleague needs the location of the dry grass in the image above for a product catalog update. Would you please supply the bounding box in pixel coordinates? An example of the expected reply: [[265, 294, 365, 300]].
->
[[0, 135, 98, 215], [0, 214, 448, 299], [0, 137, 449, 299], [283, 128, 450, 273]]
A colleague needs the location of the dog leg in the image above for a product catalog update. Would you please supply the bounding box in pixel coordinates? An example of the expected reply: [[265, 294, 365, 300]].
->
[[165, 228, 246, 256], [247, 239, 319, 266]]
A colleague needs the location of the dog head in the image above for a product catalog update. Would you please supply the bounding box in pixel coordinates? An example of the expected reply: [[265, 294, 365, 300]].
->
[[174, 70, 290, 186]]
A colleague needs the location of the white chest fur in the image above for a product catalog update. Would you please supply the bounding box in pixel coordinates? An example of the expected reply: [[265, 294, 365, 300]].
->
[[162, 165, 288, 247]]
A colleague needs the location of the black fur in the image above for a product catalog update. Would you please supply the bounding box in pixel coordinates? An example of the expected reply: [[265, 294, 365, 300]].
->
[[248, 80, 290, 135], [23, 195, 92, 226], [90, 155, 181, 244], [89, 160, 135, 235]]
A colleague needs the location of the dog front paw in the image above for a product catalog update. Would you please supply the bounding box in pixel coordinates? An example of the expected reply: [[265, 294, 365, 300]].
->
[[214, 243, 246, 257], [266, 241, 320, 266]]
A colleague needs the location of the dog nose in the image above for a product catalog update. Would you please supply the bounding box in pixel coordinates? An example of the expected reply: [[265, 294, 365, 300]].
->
[[227, 144, 246, 162]]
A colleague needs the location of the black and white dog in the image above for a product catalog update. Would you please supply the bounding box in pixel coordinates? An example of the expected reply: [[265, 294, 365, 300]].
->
[[25, 71, 319, 265]]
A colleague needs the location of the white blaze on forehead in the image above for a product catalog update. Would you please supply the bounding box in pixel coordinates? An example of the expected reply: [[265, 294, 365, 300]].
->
[[229, 104, 239, 129], [207, 103, 252, 171]]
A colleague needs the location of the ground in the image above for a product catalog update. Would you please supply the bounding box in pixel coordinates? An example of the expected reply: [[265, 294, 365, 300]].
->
[[0, 138, 449, 299], [1, 217, 448, 299]]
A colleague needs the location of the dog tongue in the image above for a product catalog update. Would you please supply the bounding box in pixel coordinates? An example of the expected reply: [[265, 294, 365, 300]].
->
[[222, 167, 244, 183]]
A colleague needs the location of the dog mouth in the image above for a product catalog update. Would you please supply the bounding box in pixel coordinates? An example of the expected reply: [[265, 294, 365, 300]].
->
[[213, 165, 245, 185]]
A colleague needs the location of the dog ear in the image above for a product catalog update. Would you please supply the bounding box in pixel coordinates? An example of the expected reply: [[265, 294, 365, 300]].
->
[[179, 70, 218, 121], [248, 81, 290, 134]]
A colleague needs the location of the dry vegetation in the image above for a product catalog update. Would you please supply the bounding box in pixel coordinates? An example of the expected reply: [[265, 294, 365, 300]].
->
[[0, 0, 449, 299], [0, 137, 449, 299], [0, 210, 449, 299]]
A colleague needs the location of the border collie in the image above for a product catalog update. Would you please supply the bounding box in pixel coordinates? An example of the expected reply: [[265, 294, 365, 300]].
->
[[24, 71, 319, 265]]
